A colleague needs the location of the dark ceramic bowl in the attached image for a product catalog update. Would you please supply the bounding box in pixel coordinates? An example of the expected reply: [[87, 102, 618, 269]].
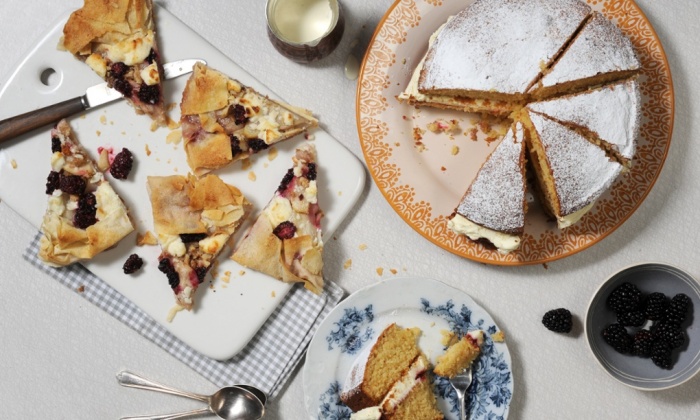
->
[[585, 263, 700, 390]]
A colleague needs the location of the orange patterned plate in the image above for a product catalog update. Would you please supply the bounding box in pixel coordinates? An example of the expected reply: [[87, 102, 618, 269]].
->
[[356, 0, 674, 266]]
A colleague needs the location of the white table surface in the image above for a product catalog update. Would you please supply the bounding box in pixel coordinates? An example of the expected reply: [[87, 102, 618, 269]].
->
[[1, 1, 699, 419]]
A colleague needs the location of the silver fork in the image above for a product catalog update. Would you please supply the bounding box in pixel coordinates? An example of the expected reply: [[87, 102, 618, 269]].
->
[[449, 365, 474, 420]]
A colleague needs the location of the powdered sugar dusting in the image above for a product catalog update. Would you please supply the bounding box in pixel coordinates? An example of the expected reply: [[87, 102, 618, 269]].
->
[[419, 0, 591, 95], [341, 334, 374, 396], [456, 123, 526, 233], [540, 12, 640, 88], [529, 112, 623, 215], [528, 79, 640, 161]]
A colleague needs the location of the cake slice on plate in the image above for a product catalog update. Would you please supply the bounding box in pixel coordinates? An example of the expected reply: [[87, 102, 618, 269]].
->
[[398, 18, 514, 117], [61, 0, 167, 127], [529, 12, 641, 99], [522, 111, 624, 229], [147, 174, 250, 312], [527, 78, 640, 168], [39, 119, 134, 266], [434, 330, 484, 378], [417, 0, 591, 101], [341, 323, 444, 420], [232, 143, 324, 294], [447, 122, 528, 254], [180, 63, 318, 176]]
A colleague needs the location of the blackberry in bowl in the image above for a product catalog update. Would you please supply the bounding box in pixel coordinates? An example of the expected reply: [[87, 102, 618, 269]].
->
[[585, 263, 700, 390]]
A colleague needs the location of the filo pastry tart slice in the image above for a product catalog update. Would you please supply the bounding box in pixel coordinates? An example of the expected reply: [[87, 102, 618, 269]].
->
[[39, 119, 134, 266], [61, 0, 167, 126], [147, 174, 250, 312], [232, 143, 324, 294], [180, 63, 318, 176]]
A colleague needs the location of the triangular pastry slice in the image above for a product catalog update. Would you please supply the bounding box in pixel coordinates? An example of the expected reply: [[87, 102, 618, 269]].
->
[[530, 12, 641, 99], [448, 122, 527, 254], [39, 119, 134, 266], [61, 0, 167, 126], [523, 111, 623, 229], [147, 174, 250, 311], [232, 143, 324, 294], [180, 63, 319, 176], [527, 78, 640, 168]]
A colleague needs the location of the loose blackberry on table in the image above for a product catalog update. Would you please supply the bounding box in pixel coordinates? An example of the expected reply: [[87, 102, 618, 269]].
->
[[110, 148, 134, 180], [122, 254, 143, 274], [542, 308, 573, 333]]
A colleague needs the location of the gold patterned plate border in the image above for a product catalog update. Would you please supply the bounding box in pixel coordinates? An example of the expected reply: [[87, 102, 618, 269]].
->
[[356, 0, 674, 266]]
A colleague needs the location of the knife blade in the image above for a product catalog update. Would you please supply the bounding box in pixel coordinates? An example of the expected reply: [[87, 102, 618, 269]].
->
[[0, 58, 204, 144]]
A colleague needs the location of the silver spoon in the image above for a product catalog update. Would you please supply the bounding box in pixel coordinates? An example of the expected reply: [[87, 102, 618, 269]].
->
[[117, 371, 265, 420], [237, 385, 267, 407], [449, 365, 474, 420]]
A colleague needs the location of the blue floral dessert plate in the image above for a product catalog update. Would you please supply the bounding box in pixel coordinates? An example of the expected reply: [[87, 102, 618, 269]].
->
[[302, 277, 513, 419]]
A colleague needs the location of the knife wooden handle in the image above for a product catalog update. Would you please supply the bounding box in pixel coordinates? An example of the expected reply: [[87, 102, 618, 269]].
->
[[0, 96, 86, 144]]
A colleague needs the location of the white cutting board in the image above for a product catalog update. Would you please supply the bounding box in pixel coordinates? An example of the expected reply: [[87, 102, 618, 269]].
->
[[0, 7, 365, 360]]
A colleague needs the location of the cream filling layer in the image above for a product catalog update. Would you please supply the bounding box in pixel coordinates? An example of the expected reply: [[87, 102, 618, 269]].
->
[[397, 21, 449, 104], [349, 355, 430, 420], [467, 329, 485, 347], [557, 202, 594, 229], [448, 214, 520, 254]]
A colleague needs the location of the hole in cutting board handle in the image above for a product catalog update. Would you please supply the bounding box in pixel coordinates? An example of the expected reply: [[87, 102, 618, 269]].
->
[[40, 68, 60, 87]]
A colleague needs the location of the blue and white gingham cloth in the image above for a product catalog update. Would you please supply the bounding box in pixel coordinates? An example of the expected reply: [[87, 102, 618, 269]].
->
[[23, 232, 344, 399]]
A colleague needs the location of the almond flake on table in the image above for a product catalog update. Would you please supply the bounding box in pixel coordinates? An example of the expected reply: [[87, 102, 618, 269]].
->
[[359, 244, 368, 250], [344, 259, 352, 269], [166, 129, 182, 145], [136, 231, 158, 246]]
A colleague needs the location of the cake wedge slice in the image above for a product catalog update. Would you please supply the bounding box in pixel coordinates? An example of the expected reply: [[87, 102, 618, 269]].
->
[[341, 324, 427, 411], [350, 354, 444, 420], [147, 174, 250, 312], [447, 122, 528, 254], [61, 0, 167, 127], [398, 18, 515, 117], [527, 78, 640, 168], [529, 11, 641, 99], [522, 111, 624, 229], [39, 119, 134, 266], [232, 143, 324, 294], [180, 63, 318, 176], [417, 0, 591, 101]]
